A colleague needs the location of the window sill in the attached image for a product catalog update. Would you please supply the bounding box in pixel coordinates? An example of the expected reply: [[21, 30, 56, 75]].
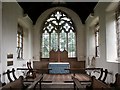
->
[[107, 60, 120, 63], [17, 58, 24, 60], [95, 56, 100, 58]]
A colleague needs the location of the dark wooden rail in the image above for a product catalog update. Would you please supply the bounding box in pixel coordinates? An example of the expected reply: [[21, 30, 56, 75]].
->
[[95, 68, 112, 83], [26, 74, 43, 90], [97, 68, 103, 81], [102, 69, 108, 83], [12, 68, 17, 80], [17, 68, 29, 70], [3, 68, 18, 82], [72, 76, 84, 90]]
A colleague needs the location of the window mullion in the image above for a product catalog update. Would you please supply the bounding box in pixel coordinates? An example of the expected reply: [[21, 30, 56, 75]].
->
[[49, 33, 51, 51], [66, 33, 68, 51], [58, 32, 60, 49]]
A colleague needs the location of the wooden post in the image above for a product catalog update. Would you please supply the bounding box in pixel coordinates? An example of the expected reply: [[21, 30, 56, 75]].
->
[[58, 49, 60, 62]]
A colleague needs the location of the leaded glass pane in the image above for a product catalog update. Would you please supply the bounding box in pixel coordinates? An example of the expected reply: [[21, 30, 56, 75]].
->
[[60, 30, 67, 51], [42, 31, 49, 58], [51, 30, 58, 51], [68, 30, 76, 57]]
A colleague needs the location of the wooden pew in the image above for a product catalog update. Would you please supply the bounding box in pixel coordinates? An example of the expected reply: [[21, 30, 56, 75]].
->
[[72, 76, 85, 90], [110, 73, 120, 90], [72, 76, 111, 90], [1, 76, 25, 90], [90, 76, 111, 90], [68, 68, 102, 83]]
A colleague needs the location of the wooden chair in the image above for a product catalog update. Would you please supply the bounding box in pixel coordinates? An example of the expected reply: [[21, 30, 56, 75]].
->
[[60, 49, 68, 62], [3, 68, 18, 83], [101, 69, 108, 83], [26, 62, 36, 79], [95, 68, 108, 83], [98, 68, 103, 81], [3, 69, 13, 82], [49, 49, 58, 62], [12, 68, 18, 80]]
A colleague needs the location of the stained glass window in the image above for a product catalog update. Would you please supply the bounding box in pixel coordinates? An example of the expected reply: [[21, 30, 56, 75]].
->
[[95, 23, 100, 57], [17, 24, 23, 59], [41, 10, 76, 58]]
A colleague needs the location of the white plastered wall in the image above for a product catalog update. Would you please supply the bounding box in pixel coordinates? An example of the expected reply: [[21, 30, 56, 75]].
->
[[0, 1, 2, 82], [1, 2, 33, 83], [86, 2, 119, 83], [34, 7, 85, 61]]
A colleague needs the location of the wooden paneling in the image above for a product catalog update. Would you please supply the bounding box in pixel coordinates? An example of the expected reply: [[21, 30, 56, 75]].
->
[[33, 60, 85, 73], [49, 49, 68, 62]]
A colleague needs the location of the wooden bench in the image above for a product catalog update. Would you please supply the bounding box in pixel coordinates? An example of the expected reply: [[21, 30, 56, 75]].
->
[[72, 76, 85, 90], [110, 73, 120, 90], [89, 76, 111, 90], [69, 68, 102, 83], [72, 76, 111, 90], [1, 74, 43, 90], [1, 76, 25, 90]]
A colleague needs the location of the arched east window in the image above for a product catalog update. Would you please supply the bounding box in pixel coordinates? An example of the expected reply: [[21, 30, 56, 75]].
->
[[41, 10, 76, 58]]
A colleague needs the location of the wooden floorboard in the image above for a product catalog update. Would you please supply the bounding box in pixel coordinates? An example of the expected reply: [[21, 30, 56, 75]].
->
[[43, 74, 91, 82], [43, 74, 73, 82], [41, 73, 91, 90]]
